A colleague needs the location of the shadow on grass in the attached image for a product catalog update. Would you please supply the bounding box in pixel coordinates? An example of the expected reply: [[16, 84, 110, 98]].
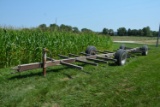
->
[[108, 52, 143, 66], [108, 62, 117, 66], [9, 52, 143, 80], [9, 67, 69, 80], [9, 63, 92, 80]]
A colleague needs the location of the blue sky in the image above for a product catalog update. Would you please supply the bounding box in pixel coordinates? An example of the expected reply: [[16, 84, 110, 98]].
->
[[0, 0, 159, 31]]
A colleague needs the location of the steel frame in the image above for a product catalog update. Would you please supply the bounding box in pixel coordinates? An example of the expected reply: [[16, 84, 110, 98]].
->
[[12, 45, 147, 76]]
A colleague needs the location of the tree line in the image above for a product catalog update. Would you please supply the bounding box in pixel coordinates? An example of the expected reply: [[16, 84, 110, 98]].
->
[[116, 26, 158, 37], [38, 23, 90, 33], [37, 23, 158, 37]]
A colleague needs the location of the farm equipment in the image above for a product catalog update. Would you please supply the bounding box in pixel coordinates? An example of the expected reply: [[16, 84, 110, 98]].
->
[[12, 45, 148, 76]]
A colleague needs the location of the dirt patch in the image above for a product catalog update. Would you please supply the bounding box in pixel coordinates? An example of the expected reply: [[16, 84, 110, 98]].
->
[[114, 41, 136, 43], [114, 40, 156, 45]]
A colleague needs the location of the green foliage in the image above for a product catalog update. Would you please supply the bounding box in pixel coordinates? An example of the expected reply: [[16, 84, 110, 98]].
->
[[49, 24, 59, 31], [0, 43, 159, 107], [81, 28, 93, 33], [102, 28, 114, 36], [117, 26, 158, 37], [108, 29, 114, 36], [152, 31, 158, 37], [38, 24, 47, 31], [0, 27, 112, 68], [72, 27, 80, 33], [60, 24, 72, 32], [142, 26, 152, 36], [117, 27, 127, 36], [102, 28, 109, 35]]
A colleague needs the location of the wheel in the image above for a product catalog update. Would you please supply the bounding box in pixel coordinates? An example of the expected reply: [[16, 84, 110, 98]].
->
[[85, 46, 96, 55], [141, 45, 148, 56], [114, 49, 127, 66], [119, 44, 126, 50]]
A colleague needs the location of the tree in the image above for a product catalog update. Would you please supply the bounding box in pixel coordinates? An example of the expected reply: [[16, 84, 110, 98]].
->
[[142, 26, 152, 36], [38, 24, 47, 30], [102, 28, 109, 35], [49, 23, 59, 31], [128, 28, 145, 36], [65, 25, 72, 32], [60, 24, 72, 32], [138, 29, 144, 36], [72, 27, 79, 33], [131, 29, 139, 36], [81, 28, 92, 33], [128, 28, 132, 36], [108, 29, 114, 36], [117, 27, 127, 36], [152, 31, 158, 37]]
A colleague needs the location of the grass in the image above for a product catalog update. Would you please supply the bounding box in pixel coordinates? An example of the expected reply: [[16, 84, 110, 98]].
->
[[0, 43, 160, 107]]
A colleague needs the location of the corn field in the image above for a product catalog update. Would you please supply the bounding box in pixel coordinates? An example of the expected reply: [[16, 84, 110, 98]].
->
[[0, 27, 112, 68]]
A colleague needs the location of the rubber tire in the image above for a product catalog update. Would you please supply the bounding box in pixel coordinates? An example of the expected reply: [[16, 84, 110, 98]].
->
[[85, 46, 96, 55], [141, 45, 148, 56], [119, 44, 126, 50], [114, 49, 127, 66]]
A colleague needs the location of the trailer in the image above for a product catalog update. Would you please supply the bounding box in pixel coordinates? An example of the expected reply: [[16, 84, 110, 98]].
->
[[12, 45, 148, 76]]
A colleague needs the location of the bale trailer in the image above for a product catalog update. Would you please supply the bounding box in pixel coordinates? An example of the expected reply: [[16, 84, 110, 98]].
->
[[12, 45, 148, 76]]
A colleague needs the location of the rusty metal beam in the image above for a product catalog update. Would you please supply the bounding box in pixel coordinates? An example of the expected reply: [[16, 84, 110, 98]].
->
[[96, 50, 108, 54], [86, 58, 108, 63], [68, 53, 79, 57], [15, 58, 76, 72], [104, 53, 115, 58], [80, 52, 90, 56], [58, 54, 69, 59], [14, 52, 116, 72], [97, 56, 117, 62], [12, 45, 148, 77], [76, 59, 98, 66], [47, 57, 55, 61], [104, 50, 114, 53], [45, 58, 76, 67], [60, 61, 83, 70], [18, 62, 42, 72], [42, 48, 48, 76], [125, 47, 140, 53]]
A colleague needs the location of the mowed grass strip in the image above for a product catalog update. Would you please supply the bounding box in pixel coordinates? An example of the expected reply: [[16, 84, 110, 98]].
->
[[111, 36, 157, 45], [0, 43, 160, 107]]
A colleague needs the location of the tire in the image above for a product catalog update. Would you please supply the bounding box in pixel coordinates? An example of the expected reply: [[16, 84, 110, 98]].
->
[[119, 44, 126, 50], [114, 49, 127, 66], [85, 46, 96, 55], [141, 45, 148, 56]]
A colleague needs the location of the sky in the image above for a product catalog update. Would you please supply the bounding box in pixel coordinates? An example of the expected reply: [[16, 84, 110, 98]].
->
[[0, 0, 160, 32]]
